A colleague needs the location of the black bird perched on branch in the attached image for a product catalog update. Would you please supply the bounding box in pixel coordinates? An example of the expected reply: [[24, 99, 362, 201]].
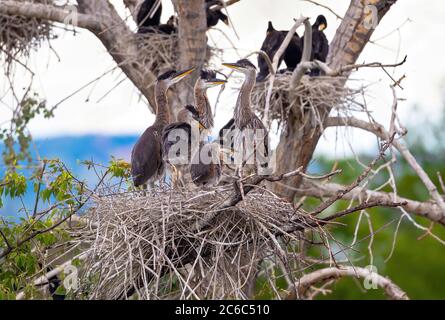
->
[[157, 15, 178, 34], [257, 21, 302, 82], [206, 0, 229, 28], [136, 0, 162, 32], [222, 59, 269, 176], [304, 15, 329, 76], [137, 0, 178, 35], [131, 67, 195, 189]]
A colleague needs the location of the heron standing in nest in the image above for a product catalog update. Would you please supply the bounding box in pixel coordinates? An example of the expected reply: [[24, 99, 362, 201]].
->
[[162, 70, 226, 187], [222, 59, 270, 181], [131, 67, 195, 189]]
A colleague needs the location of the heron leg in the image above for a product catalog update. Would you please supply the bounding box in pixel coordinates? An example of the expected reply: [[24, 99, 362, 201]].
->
[[178, 169, 187, 188], [235, 164, 245, 200], [171, 164, 181, 188]]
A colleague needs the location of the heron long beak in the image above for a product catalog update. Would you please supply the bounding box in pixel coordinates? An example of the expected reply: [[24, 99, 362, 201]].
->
[[198, 121, 207, 130], [222, 62, 243, 70], [222, 17, 229, 26], [207, 78, 227, 86], [319, 23, 327, 31], [173, 67, 196, 81]]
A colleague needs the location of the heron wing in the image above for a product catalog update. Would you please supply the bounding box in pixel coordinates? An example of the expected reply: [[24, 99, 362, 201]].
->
[[131, 126, 163, 186], [162, 122, 192, 162]]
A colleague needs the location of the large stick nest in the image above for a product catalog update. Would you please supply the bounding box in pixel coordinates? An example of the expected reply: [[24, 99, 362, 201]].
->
[[0, 0, 56, 67], [252, 73, 361, 128], [76, 186, 319, 300]]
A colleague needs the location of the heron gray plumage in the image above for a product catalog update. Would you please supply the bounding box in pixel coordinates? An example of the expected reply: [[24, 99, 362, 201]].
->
[[131, 67, 195, 189], [162, 70, 226, 188], [222, 59, 270, 177]]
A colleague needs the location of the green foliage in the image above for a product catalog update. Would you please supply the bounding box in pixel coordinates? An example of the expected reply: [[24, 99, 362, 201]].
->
[[308, 152, 445, 300], [0, 217, 69, 299], [0, 171, 27, 208], [1, 93, 54, 167], [0, 154, 134, 299], [109, 157, 131, 179]]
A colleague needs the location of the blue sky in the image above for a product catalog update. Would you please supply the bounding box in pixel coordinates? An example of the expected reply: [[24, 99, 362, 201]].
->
[[1, 0, 444, 158]]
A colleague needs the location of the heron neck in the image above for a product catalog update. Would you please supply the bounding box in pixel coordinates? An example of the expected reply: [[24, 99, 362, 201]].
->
[[154, 82, 171, 126], [235, 70, 256, 126], [194, 84, 214, 130]]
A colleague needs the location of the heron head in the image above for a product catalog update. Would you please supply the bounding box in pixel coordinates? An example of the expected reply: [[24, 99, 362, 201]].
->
[[222, 59, 257, 74], [198, 69, 227, 89], [157, 67, 196, 87], [315, 15, 327, 31]]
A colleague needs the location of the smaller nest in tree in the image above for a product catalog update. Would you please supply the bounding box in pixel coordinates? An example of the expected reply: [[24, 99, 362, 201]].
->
[[252, 73, 360, 129], [135, 31, 221, 77], [0, 0, 56, 67], [76, 187, 318, 300], [135, 32, 179, 75]]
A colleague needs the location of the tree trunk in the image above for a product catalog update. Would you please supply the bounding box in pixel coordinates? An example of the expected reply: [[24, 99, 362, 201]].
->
[[172, 0, 207, 111], [272, 0, 398, 202]]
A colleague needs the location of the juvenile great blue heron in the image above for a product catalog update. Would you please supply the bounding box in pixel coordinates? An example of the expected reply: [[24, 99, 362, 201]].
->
[[222, 59, 269, 176], [190, 141, 222, 187], [162, 70, 226, 187], [131, 67, 195, 188], [303, 15, 329, 76], [257, 21, 302, 82]]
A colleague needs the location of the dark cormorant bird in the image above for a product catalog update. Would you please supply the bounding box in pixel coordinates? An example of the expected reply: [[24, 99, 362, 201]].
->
[[131, 67, 195, 188], [257, 21, 302, 82], [283, 31, 303, 73], [136, 0, 162, 33], [157, 15, 178, 35], [137, 0, 177, 35], [303, 15, 329, 76], [206, 0, 229, 28]]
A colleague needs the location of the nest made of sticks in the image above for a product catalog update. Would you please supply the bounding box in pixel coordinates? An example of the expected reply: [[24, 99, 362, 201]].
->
[[76, 186, 317, 300], [252, 73, 360, 129], [135, 31, 221, 78], [0, 0, 56, 67]]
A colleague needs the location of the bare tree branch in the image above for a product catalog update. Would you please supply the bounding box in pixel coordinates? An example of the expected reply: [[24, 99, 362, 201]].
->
[[289, 18, 313, 92], [0, 0, 158, 112], [299, 181, 445, 226], [325, 116, 445, 219], [290, 266, 409, 300]]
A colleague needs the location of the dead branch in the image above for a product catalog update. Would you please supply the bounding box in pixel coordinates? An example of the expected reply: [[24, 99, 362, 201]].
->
[[310, 134, 395, 216], [289, 18, 313, 93], [300, 0, 343, 20], [0, 0, 159, 112], [325, 116, 445, 220], [300, 181, 445, 226], [291, 266, 409, 300]]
